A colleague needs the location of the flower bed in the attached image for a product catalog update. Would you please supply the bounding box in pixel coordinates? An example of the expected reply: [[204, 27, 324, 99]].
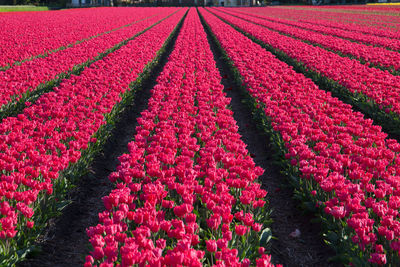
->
[[245, 6, 400, 30], [0, 9, 186, 265], [208, 8, 400, 136], [248, 11, 400, 50], [85, 9, 279, 267], [0, 8, 180, 121], [201, 7, 400, 265], [0, 8, 166, 69], [232, 7, 400, 39], [218, 8, 400, 73]]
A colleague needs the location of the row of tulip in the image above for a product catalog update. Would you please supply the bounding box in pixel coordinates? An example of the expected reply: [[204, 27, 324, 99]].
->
[[291, 5, 400, 24], [208, 8, 400, 135], [238, 9, 400, 43], [200, 7, 400, 265], [0, 8, 179, 121], [248, 6, 400, 29], [0, 8, 163, 69], [0, 9, 186, 266], [305, 5, 400, 14], [309, 5, 400, 11], [234, 9, 400, 51], [85, 9, 278, 267], [218, 8, 400, 73], [293, 15, 400, 40]]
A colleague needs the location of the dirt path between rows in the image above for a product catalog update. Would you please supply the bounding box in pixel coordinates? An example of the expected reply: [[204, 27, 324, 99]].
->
[[200, 10, 339, 267], [18, 18, 184, 267]]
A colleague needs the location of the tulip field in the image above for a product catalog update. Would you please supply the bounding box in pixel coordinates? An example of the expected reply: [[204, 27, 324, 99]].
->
[[2, 4, 400, 267]]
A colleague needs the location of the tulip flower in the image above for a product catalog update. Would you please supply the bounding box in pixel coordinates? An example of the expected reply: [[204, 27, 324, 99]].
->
[[85, 9, 280, 267]]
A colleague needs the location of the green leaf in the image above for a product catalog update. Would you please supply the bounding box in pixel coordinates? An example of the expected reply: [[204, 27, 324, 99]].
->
[[288, 175, 300, 187], [324, 231, 339, 244], [56, 200, 72, 211], [17, 245, 41, 259], [259, 228, 272, 248], [193, 209, 199, 217]]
